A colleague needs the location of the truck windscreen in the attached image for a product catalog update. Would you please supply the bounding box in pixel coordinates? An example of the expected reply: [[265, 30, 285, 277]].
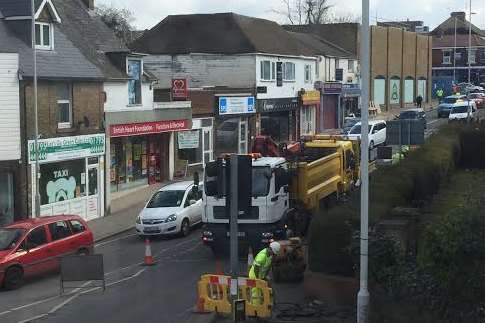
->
[[204, 165, 270, 197]]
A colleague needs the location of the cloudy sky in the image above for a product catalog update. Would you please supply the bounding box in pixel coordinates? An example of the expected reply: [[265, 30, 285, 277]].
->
[[98, 0, 485, 31]]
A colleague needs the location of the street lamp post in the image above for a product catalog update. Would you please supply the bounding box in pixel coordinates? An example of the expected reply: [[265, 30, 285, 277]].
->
[[357, 0, 370, 322], [468, 0, 472, 84], [453, 17, 457, 83], [31, 0, 41, 217]]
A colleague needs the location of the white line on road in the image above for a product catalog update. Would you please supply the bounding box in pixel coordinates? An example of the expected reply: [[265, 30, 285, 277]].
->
[[428, 119, 440, 125], [94, 233, 138, 248], [16, 313, 48, 323]]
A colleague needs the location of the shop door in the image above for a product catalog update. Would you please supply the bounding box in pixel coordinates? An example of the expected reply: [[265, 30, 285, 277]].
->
[[0, 172, 14, 226], [203, 128, 213, 166], [322, 95, 338, 130], [160, 133, 170, 182], [239, 120, 248, 154], [86, 165, 99, 220]]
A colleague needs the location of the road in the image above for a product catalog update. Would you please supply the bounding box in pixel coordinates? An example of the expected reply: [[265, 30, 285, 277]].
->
[[1, 107, 483, 323]]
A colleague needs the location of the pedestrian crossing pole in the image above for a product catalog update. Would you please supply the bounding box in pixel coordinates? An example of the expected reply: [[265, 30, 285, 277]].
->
[[229, 155, 239, 321]]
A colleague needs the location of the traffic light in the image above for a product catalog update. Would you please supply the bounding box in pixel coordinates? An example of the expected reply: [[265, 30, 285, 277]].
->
[[237, 155, 252, 214]]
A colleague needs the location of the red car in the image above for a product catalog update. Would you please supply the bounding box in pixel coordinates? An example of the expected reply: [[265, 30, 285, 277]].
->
[[0, 215, 93, 290], [468, 93, 485, 109]]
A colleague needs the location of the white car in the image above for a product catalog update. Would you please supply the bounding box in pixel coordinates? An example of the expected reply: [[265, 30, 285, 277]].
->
[[348, 120, 387, 150], [449, 102, 476, 122], [136, 181, 203, 237]]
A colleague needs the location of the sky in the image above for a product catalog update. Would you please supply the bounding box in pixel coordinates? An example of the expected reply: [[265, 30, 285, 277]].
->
[[97, 0, 485, 31]]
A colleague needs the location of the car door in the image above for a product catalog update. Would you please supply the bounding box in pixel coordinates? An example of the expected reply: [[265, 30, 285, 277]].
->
[[183, 188, 198, 225], [378, 123, 387, 145], [20, 225, 54, 278], [46, 221, 75, 269]]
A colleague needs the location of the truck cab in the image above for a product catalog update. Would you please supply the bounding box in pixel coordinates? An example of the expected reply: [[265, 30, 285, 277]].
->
[[202, 157, 290, 253]]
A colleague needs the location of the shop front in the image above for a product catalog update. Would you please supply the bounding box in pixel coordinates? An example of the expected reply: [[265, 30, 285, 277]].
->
[[319, 82, 342, 131], [341, 84, 361, 118], [28, 134, 106, 221], [300, 90, 320, 136], [109, 119, 189, 192], [0, 169, 15, 226], [215, 96, 256, 156], [257, 97, 299, 143]]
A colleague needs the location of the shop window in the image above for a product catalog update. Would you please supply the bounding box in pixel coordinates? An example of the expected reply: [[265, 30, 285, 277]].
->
[[283, 62, 295, 81], [127, 59, 142, 105], [404, 77, 415, 104], [57, 83, 72, 129], [35, 22, 53, 50], [261, 113, 289, 143], [300, 106, 315, 135], [177, 130, 203, 165], [215, 118, 240, 157], [304, 65, 312, 83], [373, 77, 386, 107], [260, 60, 274, 81], [389, 77, 400, 105], [348, 60, 355, 73], [48, 221, 72, 241], [39, 159, 86, 205]]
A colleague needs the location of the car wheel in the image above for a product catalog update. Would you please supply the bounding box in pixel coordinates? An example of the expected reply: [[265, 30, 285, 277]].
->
[[180, 219, 190, 237], [369, 141, 374, 151], [3, 267, 23, 290]]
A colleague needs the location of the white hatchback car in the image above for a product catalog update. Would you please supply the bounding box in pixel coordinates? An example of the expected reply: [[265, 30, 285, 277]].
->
[[136, 181, 203, 237], [348, 120, 387, 150], [448, 102, 477, 122]]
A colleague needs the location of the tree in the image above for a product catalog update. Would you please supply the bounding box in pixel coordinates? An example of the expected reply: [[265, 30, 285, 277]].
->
[[95, 5, 135, 44], [273, 0, 358, 25]]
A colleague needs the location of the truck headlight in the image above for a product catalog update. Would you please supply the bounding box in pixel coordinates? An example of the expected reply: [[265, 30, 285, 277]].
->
[[165, 214, 177, 223]]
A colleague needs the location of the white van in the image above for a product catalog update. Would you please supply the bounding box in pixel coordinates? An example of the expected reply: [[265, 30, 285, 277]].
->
[[449, 102, 476, 122], [348, 120, 387, 150]]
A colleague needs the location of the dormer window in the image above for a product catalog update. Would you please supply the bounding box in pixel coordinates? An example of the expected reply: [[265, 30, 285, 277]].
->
[[35, 22, 53, 50]]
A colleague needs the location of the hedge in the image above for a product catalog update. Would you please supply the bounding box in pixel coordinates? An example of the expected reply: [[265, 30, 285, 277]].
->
[[309, 125, 463, 275]]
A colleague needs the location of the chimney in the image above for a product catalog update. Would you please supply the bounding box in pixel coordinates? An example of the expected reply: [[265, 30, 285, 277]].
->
[[450, 12, 466, 21], [82, 0, 94, 10]]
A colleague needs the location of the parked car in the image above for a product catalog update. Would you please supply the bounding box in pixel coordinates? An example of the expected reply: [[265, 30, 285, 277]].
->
[[468, 93, 485, 109], [348, 120, 387, 150], [341, 117, 360, 134], [0, 215, 93, 290], [437, 95, 468, 118], [395, 108, 427, 129], [136, 181, 203, 237], [449, 101, 477, 122]]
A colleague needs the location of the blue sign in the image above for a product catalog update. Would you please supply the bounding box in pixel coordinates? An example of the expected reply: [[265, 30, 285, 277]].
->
[[218, 96, 256, 115]]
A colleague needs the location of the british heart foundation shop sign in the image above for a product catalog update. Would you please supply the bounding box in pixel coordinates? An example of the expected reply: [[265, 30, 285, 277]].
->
[[110, 120, 189, 137]]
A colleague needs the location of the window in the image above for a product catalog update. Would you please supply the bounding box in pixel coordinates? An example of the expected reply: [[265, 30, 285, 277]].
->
[[315, 61, 319, 78], [443, 50, 452, 64], [260, 60, 274, 81], [304, 65, 312, 83], [57, 83, 72, 129], [48, 221, 72, 241], [69, 220, 86, 234], [300, 106, 315, 135], [128, 59, 142, 105], [26, 227, 47, 249], [184, 190, 196, 207], [283, 62, 295, 81], [468, 49, 477, 64], [35, 23, 53, 50], [348, 60, 355, 73]]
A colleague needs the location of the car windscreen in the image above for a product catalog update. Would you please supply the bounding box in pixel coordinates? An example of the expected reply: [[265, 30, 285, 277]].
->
[[146, 190, 186, 208], [443, 97, 458, 104], [343, 119, 359, 128], [399, 111, 418, 119], [0, 228, 25, 251], [349, 125, 372, 135], [451, 105, 468, 114]]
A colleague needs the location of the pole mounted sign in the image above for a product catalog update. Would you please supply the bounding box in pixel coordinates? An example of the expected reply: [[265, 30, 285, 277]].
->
[[28, 134, 105, 164]]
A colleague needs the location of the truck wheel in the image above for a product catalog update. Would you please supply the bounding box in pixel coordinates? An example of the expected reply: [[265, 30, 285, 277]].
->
[[3, 267, 23, 290]]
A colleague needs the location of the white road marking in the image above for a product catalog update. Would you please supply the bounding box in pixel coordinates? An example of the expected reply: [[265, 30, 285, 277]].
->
[[427, 119, 440, 125], [94, 233, 138, 248], [16, 313, 48, 323]]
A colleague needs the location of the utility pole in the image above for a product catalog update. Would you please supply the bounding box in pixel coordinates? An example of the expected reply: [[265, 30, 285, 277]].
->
[[357, 0, 370, 322], [468, 0, 472, 84], [31, 0, 41, 218], [229, 155, 239, 322]]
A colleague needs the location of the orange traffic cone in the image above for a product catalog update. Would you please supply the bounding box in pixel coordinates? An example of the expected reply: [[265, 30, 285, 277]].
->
[[247, 246, 254, 273], [143, 238, 155, 266]]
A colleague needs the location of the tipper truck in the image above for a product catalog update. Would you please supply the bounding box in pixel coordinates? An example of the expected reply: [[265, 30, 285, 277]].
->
[[201, 135, 361, 254]]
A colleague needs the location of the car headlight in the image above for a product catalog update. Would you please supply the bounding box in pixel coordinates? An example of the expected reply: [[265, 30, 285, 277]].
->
[[165, 214, 177, 223], [136, 216, 141, 224]]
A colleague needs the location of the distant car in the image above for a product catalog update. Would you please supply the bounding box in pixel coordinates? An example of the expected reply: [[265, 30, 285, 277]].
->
[[0, 215, 93, 290], [449, 101, 477, 122], [468, 93, 485, 109], [136, 181, 203, 237], [348, 120, 387, 150], [395, 108, 427, 129], [437, 95, 468, 118], [341, 117, 360, 134]]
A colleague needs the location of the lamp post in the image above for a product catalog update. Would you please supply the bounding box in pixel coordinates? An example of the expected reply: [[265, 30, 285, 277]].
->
[[468, 0, 472, 84], [357, 0, 370, 322]]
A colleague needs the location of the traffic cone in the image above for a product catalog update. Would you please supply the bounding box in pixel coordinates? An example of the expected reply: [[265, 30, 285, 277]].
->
[[143, 238, 155, 266], [247, 246, 254, 272]]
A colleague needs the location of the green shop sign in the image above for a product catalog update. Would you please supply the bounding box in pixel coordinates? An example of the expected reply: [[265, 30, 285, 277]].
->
[[28, 134, 105, 164]]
